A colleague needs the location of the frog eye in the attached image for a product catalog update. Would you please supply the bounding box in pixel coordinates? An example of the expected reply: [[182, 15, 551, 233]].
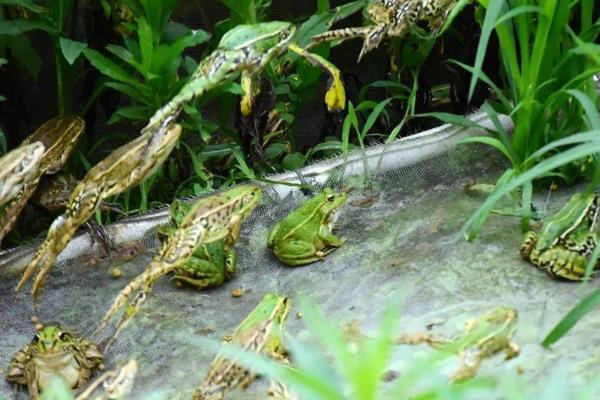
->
[[326, 194, 335, 202], [58, 331, 68, 340]]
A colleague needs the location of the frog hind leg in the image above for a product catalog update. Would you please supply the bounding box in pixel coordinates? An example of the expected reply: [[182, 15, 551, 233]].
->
[[540, 248, 588, 281], [274, 240, 322, 266], [451, 348, 482, 383], [172, 258, 225, 289], [504, 341, 520, 360]]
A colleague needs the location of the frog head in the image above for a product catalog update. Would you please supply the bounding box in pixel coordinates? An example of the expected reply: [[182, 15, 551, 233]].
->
[[319, 188, 348, 218], [33, 325, 73, 353]]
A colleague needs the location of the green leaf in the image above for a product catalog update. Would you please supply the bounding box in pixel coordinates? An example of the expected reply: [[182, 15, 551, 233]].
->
[[0, 19, 56, 35], [138, 16, 153, 71], [461, 132, 600, 240], [282, 152, 306, 171], [8, 35, 41, 80], [264, 143, 287, 160], [49, 0, 72, 33], [542, 285, 600, 347], [567, 89, 600, 130], [107, 106, 148, 124], [0, 0, 46, 13], [83, 48, 146, 92], [59, 37, 87, 65], [468, 0, 507, 101]]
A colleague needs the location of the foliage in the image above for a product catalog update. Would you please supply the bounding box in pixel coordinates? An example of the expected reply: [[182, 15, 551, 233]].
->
[[429, 0, 600, 239], [195, 300, 600, 400]]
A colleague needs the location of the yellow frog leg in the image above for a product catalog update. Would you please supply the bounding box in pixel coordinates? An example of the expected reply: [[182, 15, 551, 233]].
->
[[240, 72, 260, 117], [17, 183, 104, 302], [505, 341, 520, 359], [287, 43, 346, 113]]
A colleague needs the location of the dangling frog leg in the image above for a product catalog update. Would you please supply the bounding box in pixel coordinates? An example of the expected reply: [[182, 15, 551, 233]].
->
[[357, 23, 388, 61], [172, 257, 226, 289], [240, 71, 261, 117], [395, 332, 449, 348], [308, 27, 372, 50], [104, 290, 148, 350], [287, 43, 346, 113]]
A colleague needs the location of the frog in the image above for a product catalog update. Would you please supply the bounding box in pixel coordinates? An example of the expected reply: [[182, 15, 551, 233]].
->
[[310, 0, 460, 61], [267, 188, 347, 266], [0, 141, 45, 207], [157, 199, 237, 290], [396, 305, 520, 382], [520, 192, 600, 281], [98, 185, 261, 340], [6, 324, 104, 399], [33, 172, 80, 212], [144, 21, 345, 136], [193, 293, 293, 400], [74, 359, 138, 400], [0, 115, 84, 245], [16, 123, 182, 302], [19, 22, 343, 303]]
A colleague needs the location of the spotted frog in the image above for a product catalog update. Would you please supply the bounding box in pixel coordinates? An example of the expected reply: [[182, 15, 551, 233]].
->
[[157, 199, 237, 289], [7, 325, 104, 399], [193, 293, 293, 400], [521, 192, 600, 281], [0, 115, 84, 245], [310, 0, 460, 61], [98, 186, 261, 340], [267, 188, 347, 266], [396, 305, 520, 382], [16, 123, 182, 302]]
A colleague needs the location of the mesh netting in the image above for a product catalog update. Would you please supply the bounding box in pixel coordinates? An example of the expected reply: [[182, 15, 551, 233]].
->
[[2, 111, 599, 399]]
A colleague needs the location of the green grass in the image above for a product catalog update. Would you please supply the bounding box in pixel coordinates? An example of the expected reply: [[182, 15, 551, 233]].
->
[[430, 0, 600, 239]]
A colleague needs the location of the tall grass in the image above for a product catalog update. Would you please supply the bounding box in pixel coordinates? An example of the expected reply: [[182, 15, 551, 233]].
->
[[430, 0, 600, 239]]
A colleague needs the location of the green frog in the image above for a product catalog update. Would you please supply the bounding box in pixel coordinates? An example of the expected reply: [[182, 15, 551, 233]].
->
[[310, 0, 460, 61], [6, 324, 104, 399], [98, 185, 261, 339], [193, 293, 292, 400], [0, 115, 84, 245], [157, 199, 237, 290], [16, 123, 182, 302], [0, 141, 45, 207], [145, 21, 345, 135], [521, 192, 600, 281], [267, 188, 347, 266], [396, 306, 520, 382]]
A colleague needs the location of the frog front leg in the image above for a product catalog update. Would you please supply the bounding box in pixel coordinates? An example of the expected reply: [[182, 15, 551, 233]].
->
[[319, 224, 344, 248]]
